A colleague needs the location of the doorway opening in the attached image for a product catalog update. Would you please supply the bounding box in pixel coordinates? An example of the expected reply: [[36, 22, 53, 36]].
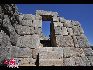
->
[[39, 15, 57, 47]]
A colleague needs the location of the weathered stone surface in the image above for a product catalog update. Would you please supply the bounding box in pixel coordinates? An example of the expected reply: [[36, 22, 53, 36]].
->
[[39, 51, 63, 59], [62, 27, 68, 35], [34, 27, 42, 35], [36, 10, 58, 16], [0, 30, 11, 47], [63, 47, 85, 58], [54, 22, 63, 27], [15, 25, 34, 35], [74, 57, 86, 66], [63, 20, 72, 27], [56, 35, 74, 47], [17, 35, 40, 48], [33, 20, 42, 27], [59, 17, 66, 23], [63, 57, 75, 66], [39, 59, 63, 66], [72, 26, 80, 36], [38, 47, 53, 52], [54, 26, 62, 35], [11, 46, 32, 58], [32, 48, 38, 59], [53, 16, 59, 22], [21, 20, 33, 26], [67, 28, 73, 35], [14, 58, 36, 66], [22, 14, 35, 20], [87, 56, 93, 66], [83, 48, 93, 56]]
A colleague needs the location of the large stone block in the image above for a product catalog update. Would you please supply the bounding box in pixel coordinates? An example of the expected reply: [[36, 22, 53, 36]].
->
[[87, 56, 93, 66], [63, 57, 75, 66], [36, 10, 58, 16], [32, 48, 38, 59], [39, 51, 63, 59], [63, 47, 86, 58], [23, 14, 35, 20], [54, 22, 63, 27], [17, 35, 40, 48], [54, 26, 62, 35], [15, 58, 36, 66], [33, 20, 42, 27], [38, 47, 53, 52], [39, 59, 63, 66], [72, 26, 80, 36], [21, 20, 33, 26], [59, 17, 66, 23], [83, 48, 93, 56], [74, 57, 86, 66], [15, 25, 34, 35], [0, 31, 11, 48], [53, 16, 59, 22], [67, 28, 73, 35], [11, 46, 32, 58], [76, 35, 90, 48], [56, 35, 74, 47], [63, 47, 75, 58], [63, 20, 72, 27], [62, 27, 68, 35], [34, 27, 42, 35]]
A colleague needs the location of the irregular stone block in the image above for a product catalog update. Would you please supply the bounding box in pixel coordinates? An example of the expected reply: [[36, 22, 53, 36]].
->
[[32, 48, 38, 59], [54, 22, 63, 27], [17, 35, 40, 48], [15, 58, 36, 66], [87, 56, 93, 66], [60, 36, 74, 47], [62, 27, 68, 35], [34, 27, 42, 35], [23, 14, 35, 20], [75, 48, 85, 57], [63, 57, 75, 66], [72, 26, 80, 36], [59, 17, 66, 23], [39, 48, 63, 59], [63, 20, 72, 27], [63, 47, 75, 58], [22, 20, 33, 26], [11, 46, 32, 58], [74, 57, 86, 66], [54, 26, 62, 35], [53, 16, 59, 22], [38, 47, 53, 52], [76, 35, 90, 48], [83, 48, 93, 56], [29, 58, 36, 65], [81, 56, 91, 66], [67, 28, 73, 35], [15, 25, 34, 35], [36, 10, 58, 16], [79, 27, 84, 34], [39, 59, 63, 66], [33, 20, 42, 27]]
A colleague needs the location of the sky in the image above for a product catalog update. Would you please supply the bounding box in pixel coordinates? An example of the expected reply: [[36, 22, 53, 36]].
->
[[16, 4, 93, 46]]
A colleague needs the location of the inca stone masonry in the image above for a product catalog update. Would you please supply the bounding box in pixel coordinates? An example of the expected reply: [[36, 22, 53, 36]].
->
[[0, 4, 93, 66]]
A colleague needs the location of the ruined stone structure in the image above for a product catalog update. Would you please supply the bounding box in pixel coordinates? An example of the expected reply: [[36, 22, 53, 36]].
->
[[0, 4, 93, 66]]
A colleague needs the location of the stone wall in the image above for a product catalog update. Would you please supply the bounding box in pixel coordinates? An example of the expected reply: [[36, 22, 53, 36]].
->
[[0, 4, 93, 66]]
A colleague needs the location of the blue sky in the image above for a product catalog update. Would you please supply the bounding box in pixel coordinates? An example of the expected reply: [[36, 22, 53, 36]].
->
[[16, 4, 93, 46]]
